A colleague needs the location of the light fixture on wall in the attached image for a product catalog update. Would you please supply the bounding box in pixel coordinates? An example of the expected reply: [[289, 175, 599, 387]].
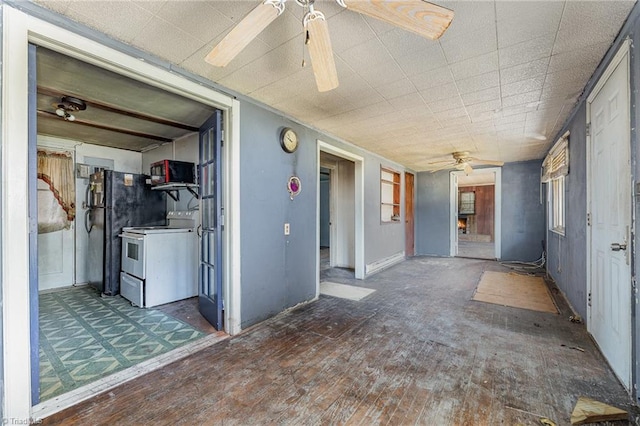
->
[[52, 96, 86, 121]]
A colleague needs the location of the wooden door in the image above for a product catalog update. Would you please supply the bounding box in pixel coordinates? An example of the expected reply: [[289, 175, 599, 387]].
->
[[405, 172, 414, 257], [588, 45, 631, 390]]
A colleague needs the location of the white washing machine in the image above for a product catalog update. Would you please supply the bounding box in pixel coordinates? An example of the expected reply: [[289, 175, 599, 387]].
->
[[119, 211, 199, 308]]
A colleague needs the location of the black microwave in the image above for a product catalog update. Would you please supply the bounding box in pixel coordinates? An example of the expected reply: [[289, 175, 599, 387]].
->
[[150, 160, 195, 185]]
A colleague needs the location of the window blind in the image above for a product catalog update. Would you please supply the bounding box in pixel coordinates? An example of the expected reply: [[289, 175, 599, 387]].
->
[[542, 131, 569, 183]]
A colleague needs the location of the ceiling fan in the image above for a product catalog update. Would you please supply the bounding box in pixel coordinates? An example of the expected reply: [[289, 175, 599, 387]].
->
[[428, 152, 504, 174], [205, 0, 454, 92]]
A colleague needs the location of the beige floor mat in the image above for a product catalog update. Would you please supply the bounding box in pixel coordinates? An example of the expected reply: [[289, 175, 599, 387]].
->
[[472, 271, 558, 314], [320, 281, 376, 301]]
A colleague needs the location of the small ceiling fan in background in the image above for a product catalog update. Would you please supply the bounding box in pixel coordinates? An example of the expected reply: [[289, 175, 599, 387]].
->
[[428, 152, 504, 174], [205, 0, 454, 92]]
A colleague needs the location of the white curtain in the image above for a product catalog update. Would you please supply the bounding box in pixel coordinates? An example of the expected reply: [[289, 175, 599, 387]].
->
[[37, 149, 75, 233]]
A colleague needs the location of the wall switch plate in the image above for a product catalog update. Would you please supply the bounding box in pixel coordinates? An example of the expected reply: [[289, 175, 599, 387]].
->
[[76, 163, 91, 179], [284, 223, 290, 235]]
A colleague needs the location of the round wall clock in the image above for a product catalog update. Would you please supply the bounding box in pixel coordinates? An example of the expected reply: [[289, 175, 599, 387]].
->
[[280, 127, 298, 153]]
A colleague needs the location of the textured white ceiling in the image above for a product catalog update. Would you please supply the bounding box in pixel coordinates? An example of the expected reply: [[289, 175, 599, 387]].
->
[[33, 0, 636, 170], [458, 170, 496, 186]]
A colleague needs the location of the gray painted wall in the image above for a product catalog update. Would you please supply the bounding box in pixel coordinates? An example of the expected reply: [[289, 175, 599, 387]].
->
[[365, 160, 405, 262], [415, 171, 450, 256], [415, 160, 545, 261], [501, 160, 546, 262], [239, 101, 407, 328], [239, 101, 318, 328], [546, 104, 587, 318]]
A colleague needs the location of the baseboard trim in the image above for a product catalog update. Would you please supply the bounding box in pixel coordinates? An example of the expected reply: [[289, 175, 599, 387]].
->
[[365, 251, 405, 276]]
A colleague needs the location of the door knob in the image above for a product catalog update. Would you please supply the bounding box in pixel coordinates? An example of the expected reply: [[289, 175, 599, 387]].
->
[[611, 243, 627, 251]]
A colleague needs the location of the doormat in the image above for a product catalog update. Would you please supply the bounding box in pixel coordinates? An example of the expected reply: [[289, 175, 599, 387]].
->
[[320, 281, 376, 301], [39, 286, 205, 401], [472, 271, 558, 314]]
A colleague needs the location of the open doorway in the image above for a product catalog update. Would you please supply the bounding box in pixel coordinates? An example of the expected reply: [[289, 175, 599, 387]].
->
[[450, 168, 502, 260], [33, 46, 225, 405], [5, 8, 241, 414], [319, 151, 356, 281], [319, 167, 331, 272], [317, 141, 365, 288]]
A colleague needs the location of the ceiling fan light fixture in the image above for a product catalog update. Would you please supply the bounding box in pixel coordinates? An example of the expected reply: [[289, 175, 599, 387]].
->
[[52, 96, 85, 121], [428, 151, 501, 173], [204, 0, 453, 92], [455, 162, 466, 170], [341, 0, 454, 40], [58, 96, 86, 111], [304, 9, 339, 92], [205, 0, 284, 67]]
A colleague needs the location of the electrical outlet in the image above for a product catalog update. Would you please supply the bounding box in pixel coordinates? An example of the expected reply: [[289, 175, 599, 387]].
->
[[284, 223, 290, 235]]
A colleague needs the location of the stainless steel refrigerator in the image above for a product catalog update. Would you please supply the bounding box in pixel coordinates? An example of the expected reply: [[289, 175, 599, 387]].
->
[[86, 170, 166, 296]]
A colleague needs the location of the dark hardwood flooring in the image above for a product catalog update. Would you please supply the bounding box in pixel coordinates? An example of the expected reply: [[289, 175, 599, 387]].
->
[[156, 296, 218, 334], [43, 257, 638, 425]]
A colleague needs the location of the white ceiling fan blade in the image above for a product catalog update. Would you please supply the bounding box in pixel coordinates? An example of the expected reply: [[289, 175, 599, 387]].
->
[[305, 12, 339, 92], [342, 0, 454, 40], [429, 162, 455, 173], [469, 158, 504, 166], [205, 1, 283, 67]]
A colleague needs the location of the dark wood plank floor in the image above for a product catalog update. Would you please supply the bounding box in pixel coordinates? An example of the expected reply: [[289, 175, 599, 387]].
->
[[42, 257, 638, 425], [156, 297, 218, 334]]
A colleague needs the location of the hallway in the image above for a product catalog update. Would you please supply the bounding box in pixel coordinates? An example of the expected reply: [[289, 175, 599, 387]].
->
[[43, 257, 637, 425]]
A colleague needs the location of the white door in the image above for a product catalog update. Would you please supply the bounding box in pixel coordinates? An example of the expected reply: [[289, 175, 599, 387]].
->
[[588, 44, 631, 390], [333, 159, 356, 269], [450, 172, 458, 256], [37, 179, 75, 290]]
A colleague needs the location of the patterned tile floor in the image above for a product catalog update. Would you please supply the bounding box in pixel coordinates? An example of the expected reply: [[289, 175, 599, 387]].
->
[[39, 286, 204, 401]]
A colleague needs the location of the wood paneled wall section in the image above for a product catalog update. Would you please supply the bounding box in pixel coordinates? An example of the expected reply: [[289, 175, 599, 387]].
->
[[460, 185, 494, 241]]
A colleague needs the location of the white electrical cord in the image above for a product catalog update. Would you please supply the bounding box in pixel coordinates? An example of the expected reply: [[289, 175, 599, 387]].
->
[[500, 251, 546, 274]]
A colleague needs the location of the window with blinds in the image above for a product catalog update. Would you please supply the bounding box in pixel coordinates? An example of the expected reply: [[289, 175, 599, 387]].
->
[[542, 131, 569, 182], [543, 131, 569, 235]]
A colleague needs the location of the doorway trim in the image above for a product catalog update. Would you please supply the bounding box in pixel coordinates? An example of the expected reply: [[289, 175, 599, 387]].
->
[[449, 168, 502, 259], [585, 37, 632, 390], [2, 6, 241, 418], [318, 162, 336, 267], [404, 172, 415, 257], [317, 141, 365, 295]]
